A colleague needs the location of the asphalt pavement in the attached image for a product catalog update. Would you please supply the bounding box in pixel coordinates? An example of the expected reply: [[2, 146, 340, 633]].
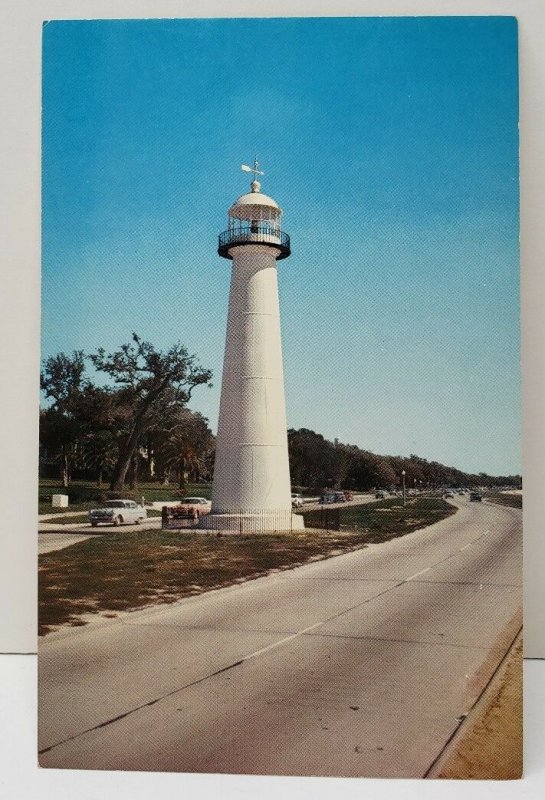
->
[[38, 496, 521, 777]]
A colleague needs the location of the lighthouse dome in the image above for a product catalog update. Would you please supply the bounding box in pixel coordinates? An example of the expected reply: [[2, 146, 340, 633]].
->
[[229, 184, 282, 220], [231, 191, 280, 210]]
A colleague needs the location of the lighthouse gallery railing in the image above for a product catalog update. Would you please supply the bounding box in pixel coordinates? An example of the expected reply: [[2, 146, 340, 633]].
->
[[218, 227, 291, 259]]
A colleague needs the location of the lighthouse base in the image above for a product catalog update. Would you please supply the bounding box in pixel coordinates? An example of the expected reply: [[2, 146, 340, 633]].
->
[[198, 510, 305, 534]]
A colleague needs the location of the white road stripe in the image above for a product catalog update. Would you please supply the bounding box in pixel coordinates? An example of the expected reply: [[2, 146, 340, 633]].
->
[[243, 620, 324, 661], [405, 567, 431, 581]]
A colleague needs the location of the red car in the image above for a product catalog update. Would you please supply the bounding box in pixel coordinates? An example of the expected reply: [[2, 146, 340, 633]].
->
[[174, 497, 211, 518]]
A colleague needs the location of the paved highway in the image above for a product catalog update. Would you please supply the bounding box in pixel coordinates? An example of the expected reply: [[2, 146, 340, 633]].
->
[[39, 497, 521, 777]]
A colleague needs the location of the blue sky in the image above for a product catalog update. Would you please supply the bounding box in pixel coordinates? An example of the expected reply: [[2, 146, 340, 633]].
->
[[42, 16, 520, 475]]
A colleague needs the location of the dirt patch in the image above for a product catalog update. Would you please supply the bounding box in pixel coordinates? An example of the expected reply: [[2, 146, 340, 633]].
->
[[433, 632, 523, 780]]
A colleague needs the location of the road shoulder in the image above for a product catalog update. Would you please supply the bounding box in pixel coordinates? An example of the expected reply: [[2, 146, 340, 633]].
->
[[428, 622, 523, 780]]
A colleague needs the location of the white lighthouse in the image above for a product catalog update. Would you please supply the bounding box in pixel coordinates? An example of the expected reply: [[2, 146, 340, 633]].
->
[[201, 161, 304, 532]]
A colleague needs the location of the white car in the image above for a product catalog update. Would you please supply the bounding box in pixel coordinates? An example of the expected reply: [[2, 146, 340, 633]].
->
[[181, 497, 212, 509], [89, 500, 147, 527], [291, 493, 304, 508]]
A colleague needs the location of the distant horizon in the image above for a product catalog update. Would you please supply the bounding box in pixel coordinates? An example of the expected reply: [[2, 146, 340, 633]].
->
[[42, 16, 520, 476]]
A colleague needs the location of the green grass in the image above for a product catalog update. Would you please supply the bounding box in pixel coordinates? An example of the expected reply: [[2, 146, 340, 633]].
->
[[38, 496, 456, 635], [304, 496, 456, 543]]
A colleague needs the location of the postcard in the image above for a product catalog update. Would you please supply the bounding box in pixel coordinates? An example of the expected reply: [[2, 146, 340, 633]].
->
[[38, 16, 521, 779]]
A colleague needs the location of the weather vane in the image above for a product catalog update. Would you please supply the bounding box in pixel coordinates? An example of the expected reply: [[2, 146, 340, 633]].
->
[[241, 156, 264, 181]]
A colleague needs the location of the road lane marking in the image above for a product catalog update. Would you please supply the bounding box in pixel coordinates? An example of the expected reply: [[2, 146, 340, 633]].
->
[[405, 567, 431, 581], [39, 658, 245, 755], [243, 621, 324, 661], [304, 632, 489, 650], [241, 581, 409, 663]]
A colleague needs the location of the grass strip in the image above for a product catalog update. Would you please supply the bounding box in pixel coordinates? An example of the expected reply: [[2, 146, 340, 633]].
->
[[340, 496, 454, 542], [484, 493, 522, 509]]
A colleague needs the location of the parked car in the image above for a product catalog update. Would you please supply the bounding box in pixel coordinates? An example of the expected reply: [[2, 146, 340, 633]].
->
[[334, 491, 347, 502], [469, 492, 483, 502], [182, 497, 211, 509], [320, 493, 335, 504], [291, 493, 304, 509], [444, 491, 455, 499], [343, 491, 353, 501], [375, 490, 386, 499], [172, 497, 212, 520], [89, 499, 147, 527]]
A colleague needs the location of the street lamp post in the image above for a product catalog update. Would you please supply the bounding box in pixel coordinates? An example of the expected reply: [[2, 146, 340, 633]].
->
[[402, 470, 406, 506]]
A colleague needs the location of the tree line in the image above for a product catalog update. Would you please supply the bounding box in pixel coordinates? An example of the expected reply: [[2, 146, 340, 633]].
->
[[287, 428, 521, 492], [40, 334, 214, 491], [40, 335, 521, 494]]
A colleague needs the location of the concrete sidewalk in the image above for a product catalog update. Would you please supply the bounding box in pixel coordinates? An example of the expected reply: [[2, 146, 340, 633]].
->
[[38, 517, 162, 553], [38, 532, 97, 554], [39, 509, 93, 521]]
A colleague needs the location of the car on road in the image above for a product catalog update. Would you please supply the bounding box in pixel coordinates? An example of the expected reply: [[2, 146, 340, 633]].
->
[[89, 500, 147, 527], [320, 493, 336, 504], [291, 493, 304, 508], [469, 492, 483, 502], [444, 491, 455, 499], [333, 491, 347, 503], [375, 490, 387, 499]]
